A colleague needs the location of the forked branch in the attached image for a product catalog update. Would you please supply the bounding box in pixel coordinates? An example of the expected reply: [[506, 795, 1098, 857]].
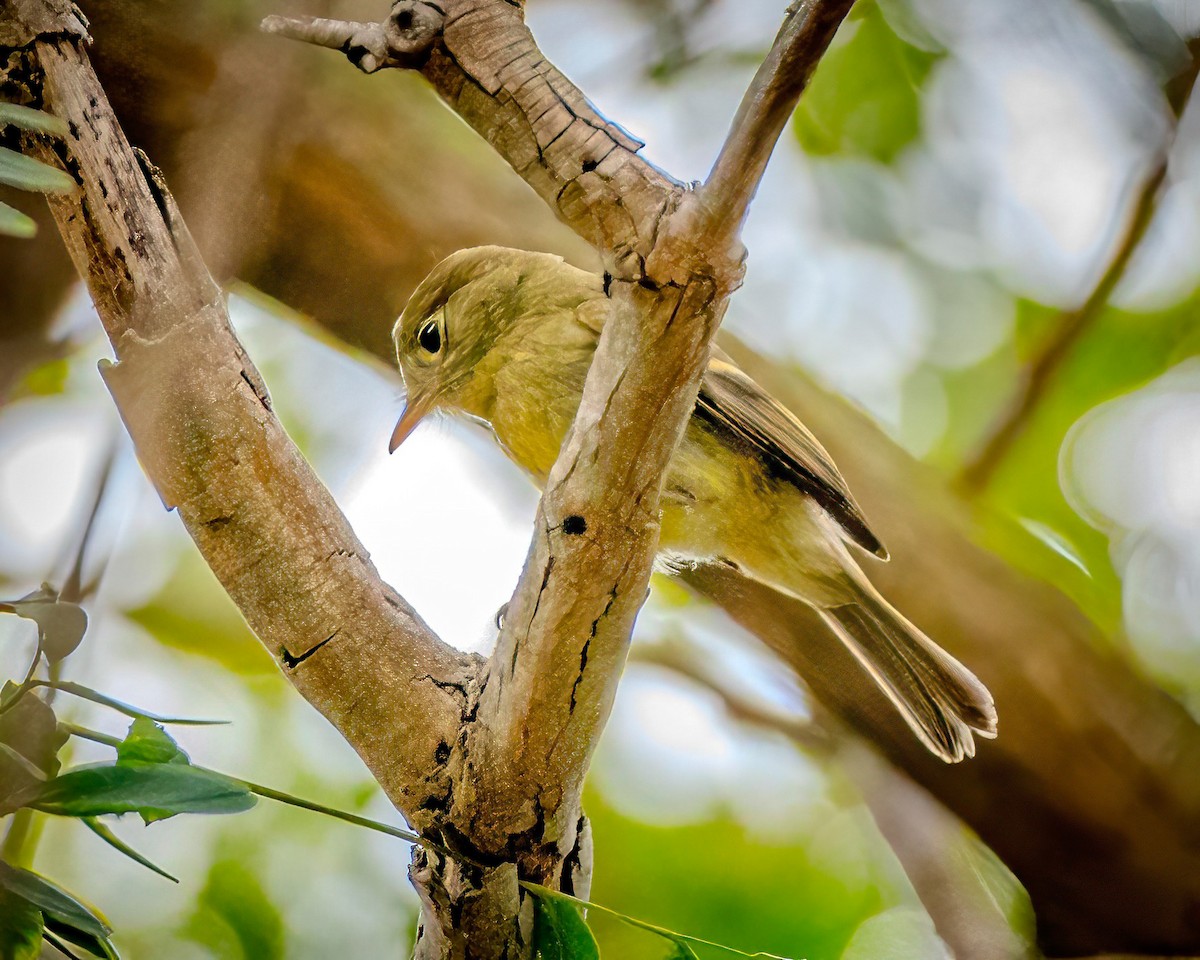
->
[[265, 0, 855, 953]]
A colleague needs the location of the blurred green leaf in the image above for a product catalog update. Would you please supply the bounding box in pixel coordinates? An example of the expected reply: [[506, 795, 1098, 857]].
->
[[530, 888, 600, 960], [19, 357, 70, 396], [34, 680, 227, 725], [0, 102, 69, 137], [793, 0, 938, 163], [0, 146, 75, 194], [585, 792, 877, 960], [35, 763, 256, 823], [0, 861, 116, 959], [116, 719, 190, 767], [186, 860, 285, 960], [82, 818, 180, 884], [0, 588, 88, 662], [0, 200, 37, 238], [126, 553, 276, 676], [0, 886, 44, 960]]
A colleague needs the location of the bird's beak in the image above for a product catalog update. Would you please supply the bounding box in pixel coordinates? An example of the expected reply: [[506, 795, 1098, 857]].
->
[[388, 391, 433, 453]]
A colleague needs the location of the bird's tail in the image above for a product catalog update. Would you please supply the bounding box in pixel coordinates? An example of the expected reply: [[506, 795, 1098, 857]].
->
[[818, 579, 997, 763]]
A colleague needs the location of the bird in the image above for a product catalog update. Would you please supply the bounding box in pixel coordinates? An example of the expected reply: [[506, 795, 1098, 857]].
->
[[387, 246, 997, 762]]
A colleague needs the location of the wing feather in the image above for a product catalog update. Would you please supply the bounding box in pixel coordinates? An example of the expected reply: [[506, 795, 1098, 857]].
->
[[698, 353, 887, 559]]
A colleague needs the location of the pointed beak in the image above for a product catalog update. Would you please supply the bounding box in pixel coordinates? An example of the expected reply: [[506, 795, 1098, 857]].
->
[[388, 391, 433, 453]]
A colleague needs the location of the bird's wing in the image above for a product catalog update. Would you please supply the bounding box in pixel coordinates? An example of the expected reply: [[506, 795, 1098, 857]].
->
[[698, 353, 887, 559]]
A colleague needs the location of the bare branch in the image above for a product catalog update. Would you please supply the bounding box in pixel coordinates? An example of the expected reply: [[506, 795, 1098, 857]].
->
[[702, 0, 856, 236], [263, 0, 683, 277], [3, 1, 473, 828]]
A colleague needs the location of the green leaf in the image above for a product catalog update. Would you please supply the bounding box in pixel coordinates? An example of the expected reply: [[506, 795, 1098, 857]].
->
[[793, 0, 938, 163], [0, 691, 66, 777], [0, 146, 75, 194], [185, 860, 285, 960], [530, 887, 601, 960], [0, 886, 43, 960], [82, 818, 179, 883], [116, 719, 190, 767], [0, 862, 115, 959], [0, 102, 69, 137], [0, 200, 36, 238], [35, 680, 227, 725], [35, 763, 256, 824], [664, 942, 701, 960], [0, 743, 47, 816], [0, 590, 88, 662]]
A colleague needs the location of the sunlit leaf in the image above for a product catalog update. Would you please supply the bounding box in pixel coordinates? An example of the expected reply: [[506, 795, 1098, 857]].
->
[[0, 886, 43, 960], [793, 0, 938, 163], [0, 102, 69, 137], [0, 199, 36, 238], [82, 818, 179, 883], [0, 589, 88, 662], [530, 887, 600, 960], [35, 763, 256, 824], [0, 146, 75, 194], [0, 862, 115, 959], [116, 719, 190, 767]]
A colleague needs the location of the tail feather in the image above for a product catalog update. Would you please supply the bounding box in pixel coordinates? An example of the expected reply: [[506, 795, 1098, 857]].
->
[[818, 582, 997, 763]]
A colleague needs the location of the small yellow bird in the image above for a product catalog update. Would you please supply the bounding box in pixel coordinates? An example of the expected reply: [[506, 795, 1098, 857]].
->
[[389, 246, 997, 762]]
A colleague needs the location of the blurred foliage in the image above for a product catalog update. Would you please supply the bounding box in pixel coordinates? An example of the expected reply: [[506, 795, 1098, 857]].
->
[[185, 860, 285, 960], [978, 287, 1200, 634], [585, 790, 890, 960], [793, 1, 939, 163], [125, 552, 277, 677]]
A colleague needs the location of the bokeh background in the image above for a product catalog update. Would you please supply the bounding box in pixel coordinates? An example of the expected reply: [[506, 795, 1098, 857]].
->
[[2, 0, 1199, 957]]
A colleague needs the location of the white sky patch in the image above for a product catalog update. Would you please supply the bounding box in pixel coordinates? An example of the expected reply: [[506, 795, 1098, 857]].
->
[[344, 422, 537, 653]]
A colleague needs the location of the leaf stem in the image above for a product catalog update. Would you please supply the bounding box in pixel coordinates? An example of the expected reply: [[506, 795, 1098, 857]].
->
[[237, 779, 421, 844]]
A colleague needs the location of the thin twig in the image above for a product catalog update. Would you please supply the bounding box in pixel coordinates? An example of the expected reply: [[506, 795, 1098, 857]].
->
[[960, 53, 1200, 492], [702, 0, 856, 236]]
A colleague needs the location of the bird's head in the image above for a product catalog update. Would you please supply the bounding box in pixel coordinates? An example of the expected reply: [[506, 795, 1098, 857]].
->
[[389, 245, 570, 452]]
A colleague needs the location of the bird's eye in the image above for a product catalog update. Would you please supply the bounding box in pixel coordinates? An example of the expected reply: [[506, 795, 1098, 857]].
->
[[418, 319, 442, 355]]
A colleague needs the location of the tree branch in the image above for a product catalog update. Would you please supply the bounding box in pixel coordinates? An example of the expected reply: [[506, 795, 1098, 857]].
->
[[702, 0, 855, 236], [1, 0, 474, 830], [265, 0, 854, 953]]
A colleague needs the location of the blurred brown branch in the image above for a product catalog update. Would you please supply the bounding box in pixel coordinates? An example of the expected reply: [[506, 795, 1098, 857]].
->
[[960, 49, 1200, 493], [632, 637, 1031, 960]]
